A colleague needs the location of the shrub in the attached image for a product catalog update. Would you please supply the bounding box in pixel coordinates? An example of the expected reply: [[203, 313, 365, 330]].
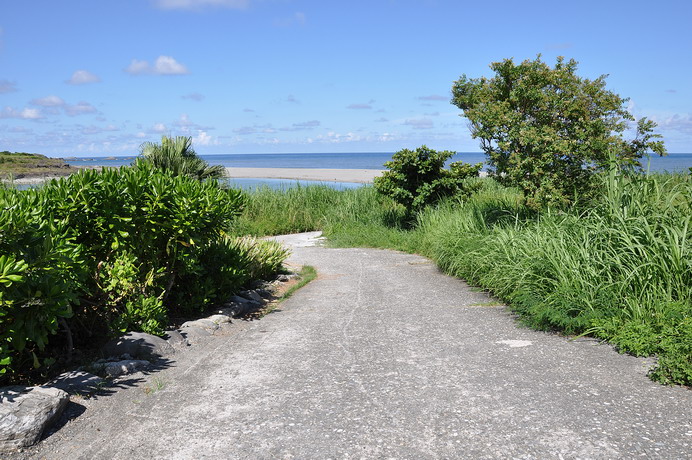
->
[[451, 56, 666, 209], [0, 187, 82, 379], [373, 145, 482, 217]]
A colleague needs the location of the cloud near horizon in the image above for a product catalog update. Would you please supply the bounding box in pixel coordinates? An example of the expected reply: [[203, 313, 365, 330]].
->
[[125, 56, 190, 75]]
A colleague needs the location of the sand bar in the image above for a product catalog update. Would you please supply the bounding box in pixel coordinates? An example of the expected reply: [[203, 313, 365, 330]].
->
[[225, 167, 384, 184]]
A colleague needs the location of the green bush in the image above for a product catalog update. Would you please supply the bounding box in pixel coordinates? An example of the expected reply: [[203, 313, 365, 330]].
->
[[373, 145, 481, 217], [41, 164, 246, 327], [0, 187, 83, 379], [1, 164, 290, 382]]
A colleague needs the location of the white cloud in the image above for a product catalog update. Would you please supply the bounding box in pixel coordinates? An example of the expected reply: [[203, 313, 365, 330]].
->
[[29, 96, 97, 117], [652, 113, 692, 135], [125, 56, 189, 76], [193, 130, 218, 146], [234, 123, 275, 135], [64, 102, 98, 116], [155, 56, 189, 75], [125, 59, 150, 75], [286, 94, 300, 104], [67, 70, 101, 85], [279, 120, 320, 131], [31, 95, 65, 107], [154, 0, 249, 10], [151, 123, 168, 133], [0, 79, 17, 93], [0, 106, 43, 120], [404, 118, 434, 129]]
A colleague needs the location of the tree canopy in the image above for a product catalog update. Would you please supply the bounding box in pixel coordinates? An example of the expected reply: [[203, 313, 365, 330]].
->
[[451, 56, 666, 208]]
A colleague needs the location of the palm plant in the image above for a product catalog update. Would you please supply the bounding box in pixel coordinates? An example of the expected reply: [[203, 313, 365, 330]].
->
[[136, 135, 226, 180]]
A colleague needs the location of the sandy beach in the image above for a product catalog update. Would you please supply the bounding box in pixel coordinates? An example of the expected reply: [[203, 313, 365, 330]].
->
[[224, 167, 385, 183], [2, 168, 385, 186]]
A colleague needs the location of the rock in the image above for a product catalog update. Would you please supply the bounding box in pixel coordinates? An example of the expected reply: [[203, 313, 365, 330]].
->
[[45, 371, 103, 395], [256, 288, 274, 299], [0, 386, 69, 451], [206, 314, 232, 324], [240, 290, 263, 303], [164, 329, 188, 347], [276, 274, 291, 282], [179, 326, 213, 344], [217, 303, 244, 317], [98, 360, 151, 378], [229, 295, 256, 305], [181, 319, 219, 331], [101, 332, 175, 360]]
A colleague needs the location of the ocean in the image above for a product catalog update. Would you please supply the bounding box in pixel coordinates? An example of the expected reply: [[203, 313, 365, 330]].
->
[[66, 152, 692, 190]]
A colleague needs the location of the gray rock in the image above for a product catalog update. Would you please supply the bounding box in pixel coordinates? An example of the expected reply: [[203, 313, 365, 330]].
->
[[0, 385, 69, 451], [99, 360, 151, 378], [239, 290, 263, 303], [45, 371, 104, 395], [206, 314, 232, 324], [276, 274, 291, 282], [179, 326, 213, 344], [101, 332, 175, 359], [181, 319, 219, 331], [229, 295, 256, 305], [164, 329, 188, 347], [256, 288, 274, 299], [218, 301, 257, 318]]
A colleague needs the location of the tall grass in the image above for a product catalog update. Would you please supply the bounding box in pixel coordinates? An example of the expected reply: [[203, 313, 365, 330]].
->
[[237, 173, 691, 385]]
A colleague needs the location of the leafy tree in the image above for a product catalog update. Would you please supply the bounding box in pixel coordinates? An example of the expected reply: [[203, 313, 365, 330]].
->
[[136, 135, 226, 180], [451, 56, 666, 209], [374, 145, 481, 216]]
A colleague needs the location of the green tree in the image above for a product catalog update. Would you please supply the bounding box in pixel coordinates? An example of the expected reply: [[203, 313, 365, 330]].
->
[[374, 145, 481, 216], [451, 56, 666, 209], [136, 135, 226, 180]]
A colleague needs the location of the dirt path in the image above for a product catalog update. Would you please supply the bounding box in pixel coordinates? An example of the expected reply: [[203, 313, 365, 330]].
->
[[16, 233, 692, 459]]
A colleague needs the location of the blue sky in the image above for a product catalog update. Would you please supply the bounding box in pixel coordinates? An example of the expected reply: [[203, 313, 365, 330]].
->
[[1, 0, 690, 157]]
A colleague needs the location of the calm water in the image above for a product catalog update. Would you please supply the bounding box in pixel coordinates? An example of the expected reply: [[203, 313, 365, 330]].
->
[[67, 151, 692, 173]]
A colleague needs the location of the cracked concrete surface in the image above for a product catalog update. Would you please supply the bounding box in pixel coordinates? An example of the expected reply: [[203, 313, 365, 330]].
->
[[13, 233, 692, 459]]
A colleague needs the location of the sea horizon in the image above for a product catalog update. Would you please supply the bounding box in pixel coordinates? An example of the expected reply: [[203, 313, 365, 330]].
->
[[64, 151, 692, 174]]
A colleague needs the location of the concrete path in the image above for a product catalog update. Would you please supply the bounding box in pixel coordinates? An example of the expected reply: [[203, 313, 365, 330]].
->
[[18, 233, 692, 459]]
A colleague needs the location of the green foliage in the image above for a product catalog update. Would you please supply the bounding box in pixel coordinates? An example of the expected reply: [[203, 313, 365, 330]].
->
[[373, 145, 482, 215], [135, 135, 226, 180], [451, 55, 666, 209], [42, 164, 245, 323], [0, 163, 291, 382], [0, 187, 83, 379], [171, 235, 290, 313]]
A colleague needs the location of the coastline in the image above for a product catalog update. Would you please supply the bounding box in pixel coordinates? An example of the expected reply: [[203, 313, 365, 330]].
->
[[224, 167, 385, 184], [1, 167, 386, 186]]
